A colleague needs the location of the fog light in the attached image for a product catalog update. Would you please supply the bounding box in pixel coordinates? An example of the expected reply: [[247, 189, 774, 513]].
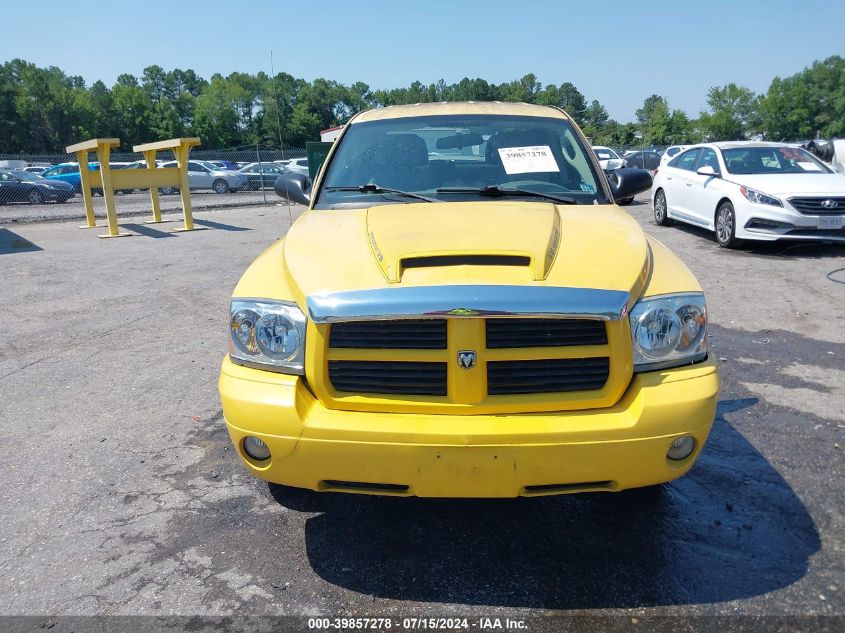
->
[[243, 436, 271, 461], [667, 435, 696, 461]]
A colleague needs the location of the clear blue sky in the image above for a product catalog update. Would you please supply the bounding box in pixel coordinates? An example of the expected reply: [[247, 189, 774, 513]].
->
[[2, 0, 843, 122]]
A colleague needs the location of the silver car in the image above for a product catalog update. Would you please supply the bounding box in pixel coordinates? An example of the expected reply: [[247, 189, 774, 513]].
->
[[160, 160, 248, 193]]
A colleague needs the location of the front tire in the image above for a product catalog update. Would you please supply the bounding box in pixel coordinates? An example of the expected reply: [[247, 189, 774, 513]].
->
[[653, 189, 671, 226], [715, 202, 742, 249], [213, 179, 230, 194], [27, 189, 44, 205]]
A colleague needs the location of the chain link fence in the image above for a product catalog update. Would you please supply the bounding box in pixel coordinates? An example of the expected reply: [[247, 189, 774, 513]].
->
[[0, 146, 307, 214]]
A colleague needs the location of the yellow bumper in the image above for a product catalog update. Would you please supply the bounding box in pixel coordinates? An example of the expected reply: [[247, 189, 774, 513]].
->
[[218, 356, 719, 497]]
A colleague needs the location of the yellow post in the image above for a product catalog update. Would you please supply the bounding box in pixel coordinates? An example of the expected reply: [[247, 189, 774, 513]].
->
[[132, 138, 203, 232], [95, 143, 131, 238], [66, 138, 130, 237], [143, 149, 165, 224], [75, 154, 100, 228]]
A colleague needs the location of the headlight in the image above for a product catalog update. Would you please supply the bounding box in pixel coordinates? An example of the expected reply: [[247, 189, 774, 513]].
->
[[740, 185, 782, 207], [629, 293, 707, 371], [229, 299, 306, 374]]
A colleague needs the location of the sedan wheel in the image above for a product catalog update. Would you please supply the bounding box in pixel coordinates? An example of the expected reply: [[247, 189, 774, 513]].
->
[[28, 189, 44, 205], [213, 179, 230, 194], [715, 202, 742, 249], [653, 190, 671, 226]]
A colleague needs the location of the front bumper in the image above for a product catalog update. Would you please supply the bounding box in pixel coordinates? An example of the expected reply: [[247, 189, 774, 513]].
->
[[737, 200, 845, 242], [218, 355, 719, 497]]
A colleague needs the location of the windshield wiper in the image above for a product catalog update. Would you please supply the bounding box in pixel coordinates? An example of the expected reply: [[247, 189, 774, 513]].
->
[[325, 183, 438, 202], [436, 185, 578, 205]]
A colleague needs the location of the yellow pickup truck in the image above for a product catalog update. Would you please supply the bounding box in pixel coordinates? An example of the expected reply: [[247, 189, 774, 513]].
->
[[218, 101, 719, 498]]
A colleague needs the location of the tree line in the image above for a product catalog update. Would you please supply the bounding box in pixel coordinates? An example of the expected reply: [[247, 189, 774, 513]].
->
[[1, 55, 843, 154]]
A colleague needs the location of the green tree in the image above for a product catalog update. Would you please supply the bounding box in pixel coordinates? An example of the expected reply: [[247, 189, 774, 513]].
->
[[698, 83, 760, 141]]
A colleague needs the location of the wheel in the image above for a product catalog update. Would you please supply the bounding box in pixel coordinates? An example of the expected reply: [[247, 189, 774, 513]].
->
[[715, 201, 742, 249], [213, 179, 230, 194], [27, 189, 44, 205], [653, 189, 671, 226]]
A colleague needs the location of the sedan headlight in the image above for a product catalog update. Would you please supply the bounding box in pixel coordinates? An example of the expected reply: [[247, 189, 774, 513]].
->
[[629, 293, 707, 371], [229, 299, 306, 374], [740, 185, 782, 207]]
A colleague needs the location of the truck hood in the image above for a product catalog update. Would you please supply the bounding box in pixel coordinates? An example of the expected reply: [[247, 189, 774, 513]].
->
[[282, 201, 650, 305], [729, 172, 845, 196]]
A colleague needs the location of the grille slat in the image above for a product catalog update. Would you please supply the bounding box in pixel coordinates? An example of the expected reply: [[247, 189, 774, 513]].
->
[[488, 358, 610, 395], [329, 360, 447, 396], [788, 197, 845, 215], [330, 319, 447, 349], [486, 318, 607, 348]]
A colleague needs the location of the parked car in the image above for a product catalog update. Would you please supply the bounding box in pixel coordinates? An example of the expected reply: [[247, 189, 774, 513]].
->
[[623, 150, 662, 170], [281, 157, 309, 175], [237, 162, 287, 190], [651, 142, 845, 248], [592, 146, 624, 172], [659, 145, 689, 166], [0, 168, 75, 204], [223, 101, 718, 499], [23, 165, 49, 175], [159, 160, 248, 193], [41, 162, 99, 192], [205, 159, 239, 171]]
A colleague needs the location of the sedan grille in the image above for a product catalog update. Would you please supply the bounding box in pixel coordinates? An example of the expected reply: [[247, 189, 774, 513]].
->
[[788, 197, 845, 215], [487, 358, 610, 395], [328, 360, 447, 396]]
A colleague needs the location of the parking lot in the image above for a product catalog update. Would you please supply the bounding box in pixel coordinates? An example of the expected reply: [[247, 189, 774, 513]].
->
[[1, 194, 843, 620], [0, 189, 274, 225]]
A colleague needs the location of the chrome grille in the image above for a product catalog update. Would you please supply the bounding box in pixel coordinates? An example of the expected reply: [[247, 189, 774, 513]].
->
[[788, 197, 845, 215]]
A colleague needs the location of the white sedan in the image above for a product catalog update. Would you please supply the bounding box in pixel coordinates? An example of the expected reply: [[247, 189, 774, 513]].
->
[[651, 142, 845, 248], [591, 146, 624, 172]]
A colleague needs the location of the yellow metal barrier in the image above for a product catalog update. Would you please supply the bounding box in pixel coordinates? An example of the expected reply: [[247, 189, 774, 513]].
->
[[65, 137, 204, 238]]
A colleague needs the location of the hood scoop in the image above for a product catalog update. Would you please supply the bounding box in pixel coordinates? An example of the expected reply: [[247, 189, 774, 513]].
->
[[401, 254, 532, 270], [366, 202, 561, 283]]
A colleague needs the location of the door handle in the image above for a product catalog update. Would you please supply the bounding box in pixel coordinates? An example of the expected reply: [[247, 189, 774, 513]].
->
[[666, 176, 672, 180]]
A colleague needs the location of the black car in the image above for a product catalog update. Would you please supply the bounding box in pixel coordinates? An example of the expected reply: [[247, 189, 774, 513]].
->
[[623, 150, 662, 170], [0, 169, 75, 204], [237, 162, 287, 190]]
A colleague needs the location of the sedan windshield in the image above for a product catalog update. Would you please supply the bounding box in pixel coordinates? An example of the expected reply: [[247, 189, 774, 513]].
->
[[722, 147, 833, 175], [10, 170, 45, 182], [316, 114, 607, 207], [593, 148, 618, 160]]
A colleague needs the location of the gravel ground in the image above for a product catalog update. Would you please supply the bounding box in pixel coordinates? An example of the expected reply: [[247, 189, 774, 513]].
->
[[0, 194, 843, 628]]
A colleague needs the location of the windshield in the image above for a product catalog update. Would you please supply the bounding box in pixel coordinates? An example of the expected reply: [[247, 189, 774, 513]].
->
[[593, 148, 618, 160], [316, 114, 607, 207], [722, 146, 833, 175], [10, 170, 44, 181]]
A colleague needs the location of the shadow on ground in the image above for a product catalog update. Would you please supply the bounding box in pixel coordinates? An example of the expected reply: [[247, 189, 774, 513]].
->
[[162, 324, 834, 610], [0, 227, 42, 254]]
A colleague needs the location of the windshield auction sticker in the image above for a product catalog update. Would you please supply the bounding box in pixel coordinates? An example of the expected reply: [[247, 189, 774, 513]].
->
[[498, 145, 560, 174]]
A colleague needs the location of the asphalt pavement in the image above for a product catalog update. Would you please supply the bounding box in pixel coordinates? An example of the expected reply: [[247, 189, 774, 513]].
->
[[0, 195, 842, 625]]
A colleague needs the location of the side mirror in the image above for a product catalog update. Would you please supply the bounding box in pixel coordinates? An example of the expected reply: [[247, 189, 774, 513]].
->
[[696, 165, 718, 177], [609, 168, 652, 203], [274, 171, 311, 206]]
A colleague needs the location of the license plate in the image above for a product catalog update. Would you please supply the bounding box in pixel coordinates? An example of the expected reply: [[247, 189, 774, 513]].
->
[[818, 216, 843, 229]]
